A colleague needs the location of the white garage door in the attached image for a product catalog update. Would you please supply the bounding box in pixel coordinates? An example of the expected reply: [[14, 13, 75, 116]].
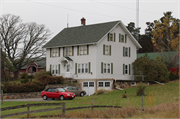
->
[[82, 81, 95, 96]]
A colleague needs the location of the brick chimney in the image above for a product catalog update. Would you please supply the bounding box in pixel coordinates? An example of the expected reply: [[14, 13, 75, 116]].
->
[[81, 17, 86, 26]]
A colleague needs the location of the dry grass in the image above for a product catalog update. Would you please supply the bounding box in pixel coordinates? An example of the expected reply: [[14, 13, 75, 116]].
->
[[33, 102, 179, 118]]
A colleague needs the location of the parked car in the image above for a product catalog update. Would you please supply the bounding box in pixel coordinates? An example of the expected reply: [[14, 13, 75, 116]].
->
[[63, 86, 86, 97], [41, 87, 75, 100]]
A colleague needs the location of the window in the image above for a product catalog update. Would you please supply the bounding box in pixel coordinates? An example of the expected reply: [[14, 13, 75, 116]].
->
[[123, 47, 130, 57], [85, 63, 88, 73], [78, 64, 81, 73], [65, 47, 72, 56], [108, 33, 113, 41], [98, 81, 111, 87], [72, 87, 78, 90], [80, 46, 87, 55], [89, 82, 94, 87], [105, 45, 109, 55], [103, 45, 111, 56], [52, 48, 59, 57], [52, 65, 58, 75], [78, 63, 89, 73], [98, 82, 103, 87], [104, 64, 106, 73], [67, 65, 70, 72], [51, 89, 57, 92], [102, 63, 111, 74], [67, 87, 73, 90], [125, 64, 128, 74], [105, 82, 110, 87], [125, 47, 128, 56], [107, 64, 110, 73], [83, 82, 88, 87]]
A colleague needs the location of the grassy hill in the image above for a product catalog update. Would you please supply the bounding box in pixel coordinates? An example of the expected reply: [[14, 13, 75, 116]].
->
[[1, 80, 179, 118]]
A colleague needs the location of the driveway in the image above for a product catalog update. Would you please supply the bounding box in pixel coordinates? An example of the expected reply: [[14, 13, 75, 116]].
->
[[0, 98, 60, 102]]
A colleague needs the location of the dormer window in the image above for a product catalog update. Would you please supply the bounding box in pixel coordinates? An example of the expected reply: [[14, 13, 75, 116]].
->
[[65, 47, 72, 56], [80, 46, 87, 55], [52, 48, 58, 57]]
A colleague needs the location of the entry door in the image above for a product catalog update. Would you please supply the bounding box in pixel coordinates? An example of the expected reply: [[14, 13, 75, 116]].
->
[[82, 81, 95, 96]]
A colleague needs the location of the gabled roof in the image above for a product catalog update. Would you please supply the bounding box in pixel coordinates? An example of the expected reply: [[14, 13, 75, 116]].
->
[[21, 57, 46, 69], [43, 20, 141, 48]]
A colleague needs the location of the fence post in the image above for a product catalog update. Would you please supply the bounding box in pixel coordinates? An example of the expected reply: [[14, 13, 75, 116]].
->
[[91, 98, 93, 112], [142, 95, 144, 111], [1, 90, 3, 104], [62, 102, 65, 117], [27, 103, 29, 118]]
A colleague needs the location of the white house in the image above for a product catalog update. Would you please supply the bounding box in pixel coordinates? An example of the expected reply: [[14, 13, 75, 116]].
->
[[43, 18, 142, 95]]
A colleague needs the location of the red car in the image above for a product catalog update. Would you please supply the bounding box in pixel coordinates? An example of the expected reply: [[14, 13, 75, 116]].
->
[[41, 88, 75, 100]]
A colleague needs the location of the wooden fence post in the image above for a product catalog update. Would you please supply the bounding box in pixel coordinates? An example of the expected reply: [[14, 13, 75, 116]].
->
[[91, 98, 93, 112], [142, 95, 144, 111], [27, 103, 29, 118], [62, 103, 65, 117], [1, 90, 3, 104]]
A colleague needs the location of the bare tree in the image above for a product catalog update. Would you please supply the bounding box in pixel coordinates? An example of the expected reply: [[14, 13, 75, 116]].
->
[[0, 14, 51, 79]]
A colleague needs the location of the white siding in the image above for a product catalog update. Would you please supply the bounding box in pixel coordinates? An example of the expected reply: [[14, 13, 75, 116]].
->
[[96, 24, 137, 80]]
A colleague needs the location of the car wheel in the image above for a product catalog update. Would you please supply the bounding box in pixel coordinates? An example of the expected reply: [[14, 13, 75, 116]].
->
[[80, 92, 84, 97], [60, 95, 64, 100], [43, 95, 47, 100]]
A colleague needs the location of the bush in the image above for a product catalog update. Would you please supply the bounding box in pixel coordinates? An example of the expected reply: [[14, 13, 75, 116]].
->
[[122, 94, 127, 98], [21, 79, 29, 83], [34, 70, 52, 79], [3, 80, 45, 93], [37, 75, 65, 85], [136, 82, 146, 96], [169, 72, 177, 81], [132, 57, 169, 83], [96, 89, 106, 95], [20, 73, 29, 79]]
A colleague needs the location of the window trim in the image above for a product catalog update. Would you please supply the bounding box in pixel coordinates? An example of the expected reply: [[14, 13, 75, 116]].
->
[[98, 81, 111, 88], [102, 63, 111, 74], [77, 63, 89, 74]]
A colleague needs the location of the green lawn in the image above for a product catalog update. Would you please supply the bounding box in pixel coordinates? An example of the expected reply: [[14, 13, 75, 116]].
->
[[1, 80, 179, 118]]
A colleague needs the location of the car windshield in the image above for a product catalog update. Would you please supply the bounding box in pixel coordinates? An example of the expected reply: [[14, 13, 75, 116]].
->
[[57, 88, 65, 92]]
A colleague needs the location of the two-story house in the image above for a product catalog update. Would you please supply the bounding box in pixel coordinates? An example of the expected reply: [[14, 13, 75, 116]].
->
[[43, 18, 142, 95]]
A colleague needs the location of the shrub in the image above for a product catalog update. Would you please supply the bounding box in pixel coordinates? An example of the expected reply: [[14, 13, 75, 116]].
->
[[3, 80, 45, 93], [169, 72, 177, 81], [21, 79, 29, 83], [37, 75, 65, 85], [132, 57, 169, 83], [136, 82, 146, 96], [122, 94, 127, 98], [20, 73, 29, 79], [34, 70, 52, 79], [96, 89, 106, 95]]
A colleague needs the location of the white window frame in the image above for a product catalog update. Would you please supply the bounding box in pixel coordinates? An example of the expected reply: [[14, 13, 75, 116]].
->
[[124, 47, 129, 57], [98, 82, 103, 87], [103, 63, 111, 74], [105, 45, 109, 55], [98, 81, 111, 88], [79, 46, 87, 55], [65, 47, 72, 56], [52, 65, 58, 75], [52, 48, 58, 57], [77, 63, 89, 74], [109, 33, 113, 41], [125, 64, 128, 75], [105, 82, 110, 87]]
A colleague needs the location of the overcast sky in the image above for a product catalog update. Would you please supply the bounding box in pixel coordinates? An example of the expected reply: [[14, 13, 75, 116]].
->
[[1, 0, 179, 41]]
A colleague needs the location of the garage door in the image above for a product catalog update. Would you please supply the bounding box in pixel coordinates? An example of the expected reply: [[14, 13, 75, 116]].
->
[[82, 81, 95, 96]]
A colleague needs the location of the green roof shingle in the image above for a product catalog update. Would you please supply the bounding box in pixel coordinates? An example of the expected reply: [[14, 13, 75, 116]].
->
[[43, 21, 120, 48]]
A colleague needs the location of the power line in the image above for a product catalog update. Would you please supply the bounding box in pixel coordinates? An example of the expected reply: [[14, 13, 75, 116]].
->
[[25, 0, 147, 23], [90, 0, 163, 15]]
